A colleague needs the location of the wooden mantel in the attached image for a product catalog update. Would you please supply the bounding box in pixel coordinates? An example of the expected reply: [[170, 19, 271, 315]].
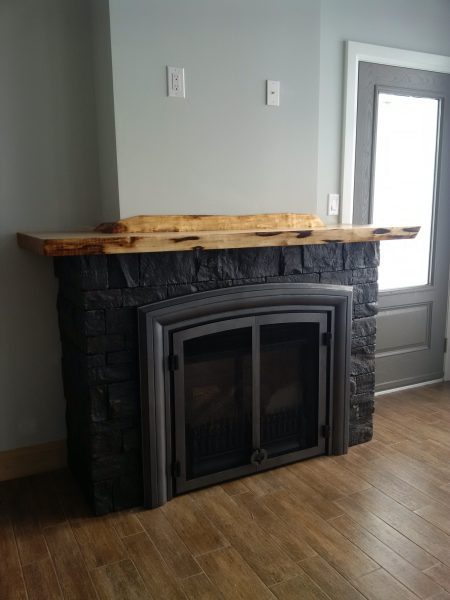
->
[[17, 213, 420, 257]]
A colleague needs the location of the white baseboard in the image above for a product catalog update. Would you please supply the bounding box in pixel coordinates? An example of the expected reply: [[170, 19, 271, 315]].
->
[[0, 440, 67, 482], [375, 378, 444, 396]]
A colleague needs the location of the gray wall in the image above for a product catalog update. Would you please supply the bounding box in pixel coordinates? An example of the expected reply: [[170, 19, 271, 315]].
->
[[2, 0, 450, 453], [91, 0, 120, 222], [0, 0, 101, 451], [108, 0, 321, 218], [318, 0, 450, 223]]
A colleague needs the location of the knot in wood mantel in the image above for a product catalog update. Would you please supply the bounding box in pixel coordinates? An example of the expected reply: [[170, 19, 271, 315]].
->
[[16, 213, 420, 256]]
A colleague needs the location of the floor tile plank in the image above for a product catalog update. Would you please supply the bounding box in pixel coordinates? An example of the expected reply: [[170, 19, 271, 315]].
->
[[335, 494, 439, 570], [44, 524, 98, 600], [22, 557, 63, 600], [123, 531, 187, 599], [195, 487, 300, 586], [90, 559, 149, 600], [71, 515, 126, 570], [263, 491, 378, 581], [331, 513, 442, 598], [270, 571, 330, 600], [424, 563, 450, 594], [161, 493, 226, 556], [353, 567, 422, 600], [197, 547, 275, 600], [350, 487, 450, 565], [138, 508, 201, 579], [298, 555, 365, 600], [181, 573, 225, 600], [0, 511, 28, 600]]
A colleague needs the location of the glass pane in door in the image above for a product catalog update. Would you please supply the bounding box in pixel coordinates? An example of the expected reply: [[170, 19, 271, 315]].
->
[[260, 322, 319, 458], [183, 327, 252, 480], [372, 93, 439, 290]]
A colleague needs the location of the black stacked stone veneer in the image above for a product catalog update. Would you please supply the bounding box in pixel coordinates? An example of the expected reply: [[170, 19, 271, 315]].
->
[[55, 242, 379, 514]]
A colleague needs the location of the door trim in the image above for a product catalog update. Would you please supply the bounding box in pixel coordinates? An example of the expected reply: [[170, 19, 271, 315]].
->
[[341, 41, 450, 382], [341, 41, 450, 225]]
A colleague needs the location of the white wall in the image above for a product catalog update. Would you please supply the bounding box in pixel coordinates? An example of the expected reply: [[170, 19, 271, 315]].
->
[[0, 0, 101, 452], [108, 0, 321, 218], [318, 0, 450, 223]]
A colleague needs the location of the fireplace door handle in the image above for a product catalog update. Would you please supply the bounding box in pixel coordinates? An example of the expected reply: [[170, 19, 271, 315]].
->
[[251, 448, 268, 465]]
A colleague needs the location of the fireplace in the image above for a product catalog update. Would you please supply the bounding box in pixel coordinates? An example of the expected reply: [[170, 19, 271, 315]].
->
[[17, 212, 420, 515], [139, 283, 352, 508], [50, 242, 380, 514]]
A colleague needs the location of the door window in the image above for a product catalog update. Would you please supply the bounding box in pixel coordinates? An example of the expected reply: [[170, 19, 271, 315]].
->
[[372, 92, 439, 290]]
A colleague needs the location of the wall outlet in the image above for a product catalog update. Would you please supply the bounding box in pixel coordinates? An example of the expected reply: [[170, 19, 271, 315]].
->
[[266, 80, 280, 106], [167, 66, 185, 98], [327, 193, 340, 216]]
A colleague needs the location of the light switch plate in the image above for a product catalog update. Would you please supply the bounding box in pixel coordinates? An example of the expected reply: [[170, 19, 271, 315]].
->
[[167, 66, 185, 98], [267, 80, 280, 106], [327, 193, 340, 216]]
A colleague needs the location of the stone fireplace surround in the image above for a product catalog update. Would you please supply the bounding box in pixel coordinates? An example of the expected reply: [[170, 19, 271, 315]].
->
[[55, 241, 379, 515]]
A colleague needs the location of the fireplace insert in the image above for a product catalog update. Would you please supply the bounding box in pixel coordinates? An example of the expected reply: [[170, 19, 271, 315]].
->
[[139, 283, 352, 508]]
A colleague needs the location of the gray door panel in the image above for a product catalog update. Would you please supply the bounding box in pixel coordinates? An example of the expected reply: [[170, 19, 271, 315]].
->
[[353, 62, 450, 391]]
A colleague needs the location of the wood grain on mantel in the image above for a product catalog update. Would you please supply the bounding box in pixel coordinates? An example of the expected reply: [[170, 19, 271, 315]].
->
[[17, 213, 420, 257]]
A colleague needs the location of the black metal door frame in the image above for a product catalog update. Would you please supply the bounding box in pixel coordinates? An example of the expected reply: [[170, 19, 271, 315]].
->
[[171, 312, 330, 495], [138, 283, 352, 508]]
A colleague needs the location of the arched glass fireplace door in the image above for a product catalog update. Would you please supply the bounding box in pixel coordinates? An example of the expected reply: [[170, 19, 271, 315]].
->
[[172, 312, 328, 494], [138, 283, 352, 508]]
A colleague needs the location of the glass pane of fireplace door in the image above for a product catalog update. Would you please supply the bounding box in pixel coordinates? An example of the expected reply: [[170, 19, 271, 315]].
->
[[174, 319, 254, 486], [258, 314, 327, 462]]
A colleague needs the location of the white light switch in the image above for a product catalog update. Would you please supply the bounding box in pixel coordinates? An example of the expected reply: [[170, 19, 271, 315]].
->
[[266, 80, 280, 106], [167, 66, 185, 98], [327, 193, 340, 216]]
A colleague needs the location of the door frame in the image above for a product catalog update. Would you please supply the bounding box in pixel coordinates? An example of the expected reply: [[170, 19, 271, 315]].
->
[[341, 41, 450, 381]]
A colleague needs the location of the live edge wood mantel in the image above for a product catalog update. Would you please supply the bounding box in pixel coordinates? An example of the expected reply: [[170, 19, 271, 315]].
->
[[17, 213, 420, 257]]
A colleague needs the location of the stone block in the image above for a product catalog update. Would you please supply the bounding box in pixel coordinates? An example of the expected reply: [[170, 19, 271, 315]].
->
[[106, 309, 136, 334], [108, 381, 140, 418], [167, 284, 198, 299], [83, 310, 106, 336], [108, 254, 139, 288], [123, 428, 141, 452], [87, 364, 136, 385], [86, 334, 124, 355], [90, 456, 121, 481], [350, 392, 374, 409], [122, 286, 167, 307], [352, 334, 376, 351], [54, 256, 108, 290], [320, 270, 352, 285], [303, 243, 344, 273], [352, 267, 378, 284], [79, 289, 123, 310], [354, 372, 375, 394], [140, 251, 197, 285], [343, 242, 380, 270], [353, 302, 378, 318], [351, 346, 376, 376], [221, 247, 281, 280], [107, 350, 136, 365], [353, 283, 378, 305], [89, 386, 108, 422], [113, 473, 143, 511], [90, 431, 122, 458], [352, 317, 376, 339], [92, 480, 114, 516], [267, 273, 320, 284], [195, 249, 222, 281], [281, 246, 303, 275]]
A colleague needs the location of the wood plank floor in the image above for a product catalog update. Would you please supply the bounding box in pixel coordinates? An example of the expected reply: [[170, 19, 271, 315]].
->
[[1, 382, 449, 599]]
